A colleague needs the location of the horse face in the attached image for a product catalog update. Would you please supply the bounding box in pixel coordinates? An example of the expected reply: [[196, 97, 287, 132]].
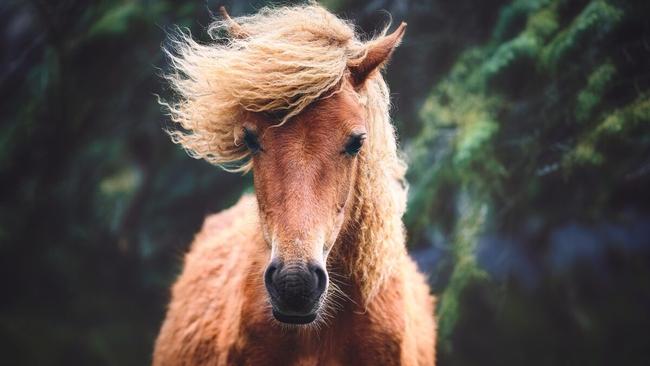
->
[[243, 82, 365, 324]]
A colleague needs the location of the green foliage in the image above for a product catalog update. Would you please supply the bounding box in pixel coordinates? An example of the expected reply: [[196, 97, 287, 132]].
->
[[540, 0, 623, 69], [575, 62, 616, 122], [567, 95, 650, 166], [491, 0, 551, 42], [406, 0, 650, 363], [88, 2, 142, 37], [435, 196, 489, 348]]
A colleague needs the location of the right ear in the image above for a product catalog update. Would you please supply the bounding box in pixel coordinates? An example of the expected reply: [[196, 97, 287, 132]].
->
[[348, 22, 407, 86]]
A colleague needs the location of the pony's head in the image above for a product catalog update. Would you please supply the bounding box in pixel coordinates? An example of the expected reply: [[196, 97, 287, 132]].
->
[[164, 4, 406, 325]]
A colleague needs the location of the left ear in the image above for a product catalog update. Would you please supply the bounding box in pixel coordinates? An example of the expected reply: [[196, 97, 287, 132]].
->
[[349, 22, 407, 86]]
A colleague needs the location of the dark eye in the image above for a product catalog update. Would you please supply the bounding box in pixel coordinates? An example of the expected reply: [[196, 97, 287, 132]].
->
[[343, 133, 366, 156], [243, 128, 262, 154]]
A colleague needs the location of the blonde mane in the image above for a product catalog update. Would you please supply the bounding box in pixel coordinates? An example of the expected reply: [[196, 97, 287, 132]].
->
[[163, 3, 408, 303]]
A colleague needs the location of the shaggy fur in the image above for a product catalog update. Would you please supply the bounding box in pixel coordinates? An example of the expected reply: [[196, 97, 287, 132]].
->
[[154, 4, 436, 365]]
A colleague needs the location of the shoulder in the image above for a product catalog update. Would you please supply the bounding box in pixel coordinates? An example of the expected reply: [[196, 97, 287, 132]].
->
[[179, 193, 263, 287]]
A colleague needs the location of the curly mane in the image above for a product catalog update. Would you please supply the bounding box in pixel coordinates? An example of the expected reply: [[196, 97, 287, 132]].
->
[[164, 4, 376, 171]]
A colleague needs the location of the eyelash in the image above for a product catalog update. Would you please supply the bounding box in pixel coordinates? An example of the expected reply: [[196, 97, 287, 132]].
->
[[243, 129, 262, 154], [343, 134, 366, 156]]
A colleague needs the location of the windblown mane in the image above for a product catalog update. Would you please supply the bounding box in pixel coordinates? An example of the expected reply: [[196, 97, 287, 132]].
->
[[163, 4, 408, 303], [165, 4, 367, 171]]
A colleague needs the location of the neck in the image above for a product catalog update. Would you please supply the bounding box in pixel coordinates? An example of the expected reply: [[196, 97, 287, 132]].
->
[[328, 77, 408, 305]]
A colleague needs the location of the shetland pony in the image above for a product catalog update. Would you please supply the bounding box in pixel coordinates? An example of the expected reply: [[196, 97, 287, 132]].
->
[[154, 4, 435, 365]]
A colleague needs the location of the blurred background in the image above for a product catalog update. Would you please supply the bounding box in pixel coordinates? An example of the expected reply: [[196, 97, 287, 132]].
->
[[1, 0, 649, 365]]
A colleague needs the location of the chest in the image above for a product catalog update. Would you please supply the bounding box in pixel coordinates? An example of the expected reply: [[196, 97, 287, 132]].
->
[[235, 307, 404, 366]]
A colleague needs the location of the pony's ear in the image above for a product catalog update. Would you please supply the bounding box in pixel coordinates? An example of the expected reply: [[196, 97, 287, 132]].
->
[[349, 22, 407, 86], [219, 6, 249, 38]]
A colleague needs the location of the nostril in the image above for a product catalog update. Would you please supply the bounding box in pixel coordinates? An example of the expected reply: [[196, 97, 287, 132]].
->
[[310, 264, 327, 293], [264, 260, 282, 296]]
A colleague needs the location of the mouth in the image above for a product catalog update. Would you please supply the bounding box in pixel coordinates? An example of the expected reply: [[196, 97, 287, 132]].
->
[[272, 309, 317, 324]]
